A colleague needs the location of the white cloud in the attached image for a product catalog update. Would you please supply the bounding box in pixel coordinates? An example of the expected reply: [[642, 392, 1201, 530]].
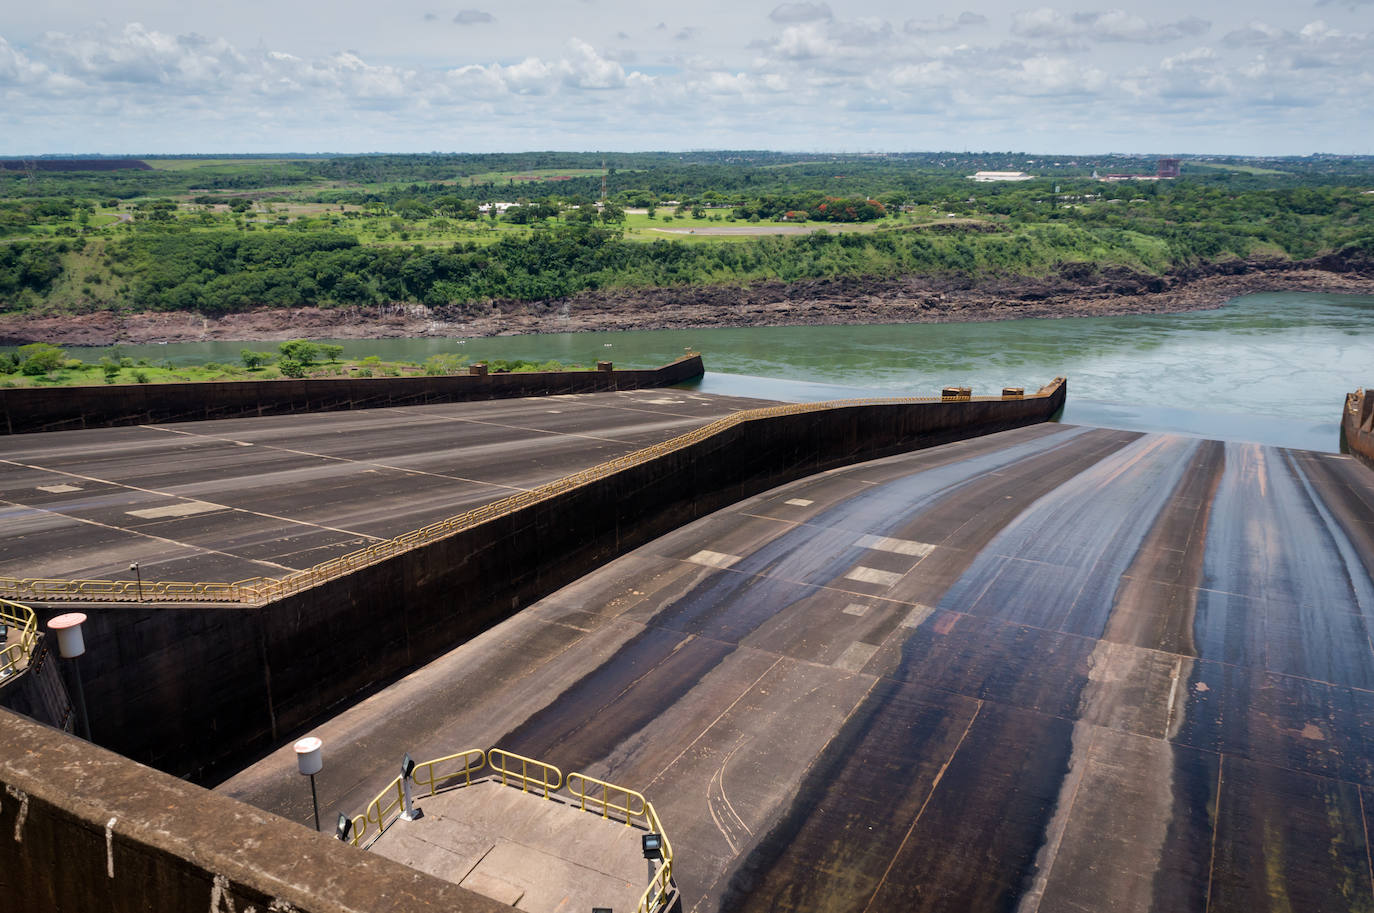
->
[[452, 10, 494, 25], [1, 7, 1371, 155], [1011, 8, 1210, 44], [904, 12, 988, 35], [769, 3, 833, 24]]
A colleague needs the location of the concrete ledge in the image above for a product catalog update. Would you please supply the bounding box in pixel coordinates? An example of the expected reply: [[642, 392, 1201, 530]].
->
[[0, 707, 512, 913], [0, 354, 705, 434], [1343, 389, 1374, 472]]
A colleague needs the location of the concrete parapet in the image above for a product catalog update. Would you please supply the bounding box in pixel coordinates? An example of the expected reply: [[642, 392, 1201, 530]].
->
[[0, 707, 511, 913], [0, 354, 705, 434], [1343, 389, 1374, 471], [11, 380, 1067, 783]]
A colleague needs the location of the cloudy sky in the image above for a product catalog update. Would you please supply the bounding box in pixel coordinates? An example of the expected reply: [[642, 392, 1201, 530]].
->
[[2, 0, 1371, 155]]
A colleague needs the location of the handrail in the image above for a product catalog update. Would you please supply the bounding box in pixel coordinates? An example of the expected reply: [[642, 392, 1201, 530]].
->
[[413, 747, 487, 796], [0, 380, 1065, 606], [349, 775, 404, 849], [637, 800, 675, 913], [0, 598, 38, 679], [566, 771, 650, 827], [340, 746, 677, 912], [487, 747, 562, 798]]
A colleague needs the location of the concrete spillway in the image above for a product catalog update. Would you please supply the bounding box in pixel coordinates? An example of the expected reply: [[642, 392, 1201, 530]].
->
[[220, 422, 1374, 913]]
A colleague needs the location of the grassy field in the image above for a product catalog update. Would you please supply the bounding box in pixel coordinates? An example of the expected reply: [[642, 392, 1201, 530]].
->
[[141, 158, 309, 172], [1185, 161, 1292, 176], [464, 167, 607, 185]]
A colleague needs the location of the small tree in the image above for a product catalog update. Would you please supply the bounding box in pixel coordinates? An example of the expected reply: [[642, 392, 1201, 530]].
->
[[279, 340, 320, 366], [240, 349, 273, 370], [278, 359, 307, 378], [17, 343, 66, 376], [318, 344, 344, 363], [99, 357, 121, 384]]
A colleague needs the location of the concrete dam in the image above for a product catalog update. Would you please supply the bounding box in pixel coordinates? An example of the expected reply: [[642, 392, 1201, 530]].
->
[[3, 369, 1374, 913]]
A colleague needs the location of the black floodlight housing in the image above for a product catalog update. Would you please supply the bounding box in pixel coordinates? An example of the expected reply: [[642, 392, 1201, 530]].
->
[[592, 908, 614, 913], [642, 833, 663, 860], [335, 813, 353, 842], [401, 752, 416, 780]]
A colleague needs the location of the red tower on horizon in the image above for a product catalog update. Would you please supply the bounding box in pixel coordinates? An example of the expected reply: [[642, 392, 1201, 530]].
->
[[1157, 158, 1181, 178]]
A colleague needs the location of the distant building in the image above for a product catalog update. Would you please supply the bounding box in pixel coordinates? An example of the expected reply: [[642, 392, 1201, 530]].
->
[[1095, 159, 1181, 182], [969, 171, 1033, 182]]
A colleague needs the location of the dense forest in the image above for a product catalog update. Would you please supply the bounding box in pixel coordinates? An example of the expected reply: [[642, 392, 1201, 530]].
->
[[1, 151, 1371, 316]]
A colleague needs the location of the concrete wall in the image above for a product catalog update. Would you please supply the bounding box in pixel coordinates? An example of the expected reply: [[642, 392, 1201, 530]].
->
[[0, 354, 704, 434], [0, 707, 512, 913], [0, 633, 70, 731], [20, 381, 1066, 784], [1343, 389, 1374, 472]]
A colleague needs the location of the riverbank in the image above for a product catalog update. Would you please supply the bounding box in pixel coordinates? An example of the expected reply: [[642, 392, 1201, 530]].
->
[[2, 256, 1372, 346]]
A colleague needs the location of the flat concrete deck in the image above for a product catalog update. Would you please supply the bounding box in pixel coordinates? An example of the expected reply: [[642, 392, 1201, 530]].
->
[[220, 423, 1374, 913], [0, 389, 772, 583], [367, 778, 651, 913]]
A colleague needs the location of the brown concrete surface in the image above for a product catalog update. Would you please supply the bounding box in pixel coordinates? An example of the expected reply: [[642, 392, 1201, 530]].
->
[[367, 779, 650, 913], [0, 706, 513, 913], [0, 389, 773, 583], [220, 423, 1374, 913], [1345, 387, 1374, 471]]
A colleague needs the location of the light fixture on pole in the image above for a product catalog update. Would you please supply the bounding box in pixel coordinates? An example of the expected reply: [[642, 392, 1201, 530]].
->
[[129, 562, 143, 601], [642, 832, 663, 885], [47, 613, 91, 740], [294, 736, 323, 831], [400, 753, 423, 821]]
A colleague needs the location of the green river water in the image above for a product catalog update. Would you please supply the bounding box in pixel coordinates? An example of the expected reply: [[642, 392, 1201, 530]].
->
[[36, 291, 1374, 453]]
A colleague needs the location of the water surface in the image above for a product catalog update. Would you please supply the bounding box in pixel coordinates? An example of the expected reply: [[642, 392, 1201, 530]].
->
[[31, 292, 1373, 452]]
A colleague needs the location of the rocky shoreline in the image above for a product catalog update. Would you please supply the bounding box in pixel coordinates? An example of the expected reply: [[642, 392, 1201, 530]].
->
[[2, 257, 1372, 346]]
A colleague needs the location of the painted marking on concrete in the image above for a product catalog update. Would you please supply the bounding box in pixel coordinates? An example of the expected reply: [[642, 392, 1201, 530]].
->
[[855, 534, 935, 557], [126, 501, 223, 520], [845, 566, 904, 587], [36, 484, 82, 493], [901, 604, 936, 628], [784, 498, 814, 507], [843, 603, 871, 617], [687, 550, 742, 569], [834, 641, 880, 672], [638, 398, 685, 405]]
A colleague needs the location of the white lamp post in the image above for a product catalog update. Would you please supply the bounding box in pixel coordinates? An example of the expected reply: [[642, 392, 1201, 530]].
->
[[294, 736, 323, 831], [48, 613, 90, 740]]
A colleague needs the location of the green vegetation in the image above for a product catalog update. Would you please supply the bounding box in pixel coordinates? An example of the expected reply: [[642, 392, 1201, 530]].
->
[[2, 151, 1371, 318], [0, 341, 588, 388]]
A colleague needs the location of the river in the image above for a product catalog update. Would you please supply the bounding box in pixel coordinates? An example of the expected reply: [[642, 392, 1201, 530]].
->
[[31, 291, 1374, 453]]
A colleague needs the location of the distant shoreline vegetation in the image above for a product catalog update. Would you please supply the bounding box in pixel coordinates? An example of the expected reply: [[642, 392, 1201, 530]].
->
[[0, 341, 582, 388], [1, 151, 1371, 317]]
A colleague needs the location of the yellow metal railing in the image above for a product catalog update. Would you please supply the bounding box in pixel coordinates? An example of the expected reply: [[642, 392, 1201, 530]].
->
[[341, 747, 678, 912], [638, 801, 676, 913], [413, 747, 487, 796], [0, 598, 38, 679], [487, 747, 563, 799], [347, 747, 489, 848], [349, 776, 405, 849], [0, 381, 1064, 607], [566, 771, 650, 827]]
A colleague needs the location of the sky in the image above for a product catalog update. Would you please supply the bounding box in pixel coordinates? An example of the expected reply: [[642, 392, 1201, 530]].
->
[[1, 0, 1371, 156]]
